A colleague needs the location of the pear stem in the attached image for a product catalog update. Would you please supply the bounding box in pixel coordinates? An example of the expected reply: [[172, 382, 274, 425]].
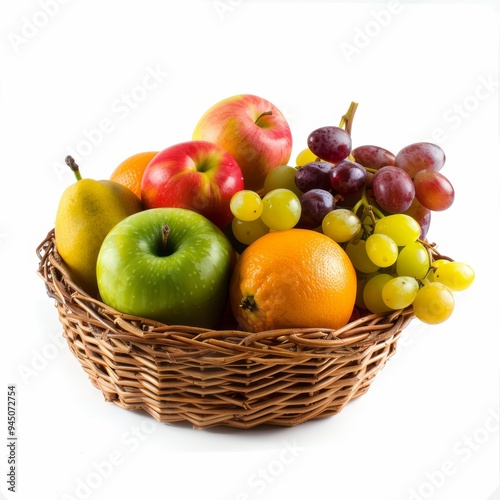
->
[[255, 110, 273, 126], [65, 155, 82, 181], [162, 225, 170, 254]]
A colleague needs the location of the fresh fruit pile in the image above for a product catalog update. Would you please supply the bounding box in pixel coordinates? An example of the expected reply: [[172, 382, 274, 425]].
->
[[226, 102, 474, 326], [52, 95, 474, 332]]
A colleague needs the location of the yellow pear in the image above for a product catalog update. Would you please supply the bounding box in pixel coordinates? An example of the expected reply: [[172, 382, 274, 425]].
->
[[55, 156, 142, 297]]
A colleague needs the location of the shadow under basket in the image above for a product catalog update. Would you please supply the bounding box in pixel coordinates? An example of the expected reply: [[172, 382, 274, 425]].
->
[[36, 229, 414, 429]]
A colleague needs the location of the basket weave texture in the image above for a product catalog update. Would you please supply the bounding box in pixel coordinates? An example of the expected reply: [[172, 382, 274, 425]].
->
[[37, 229, 414, 429]]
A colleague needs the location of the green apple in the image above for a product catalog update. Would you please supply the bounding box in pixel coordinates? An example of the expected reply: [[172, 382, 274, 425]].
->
[[96, 207, 234, 328]]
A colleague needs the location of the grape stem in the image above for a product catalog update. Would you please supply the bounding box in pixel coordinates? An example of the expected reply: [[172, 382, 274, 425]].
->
[[369, 205, 385, 220], [338, 101, 358, 136], [352, 185, 385, 222], [418, 239, 454, 264], [351, 197, 365, 218], [365, 205, 378, 226]]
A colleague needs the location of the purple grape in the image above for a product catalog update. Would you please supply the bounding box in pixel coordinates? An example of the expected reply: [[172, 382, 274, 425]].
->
[[395, 142, 445, 178], [404, 198, 431, 240], [351, 145, 396, 170], [294, 161, 333, 192], [413, 170, 454, 211], [307, 126, 352, 163], [329, 160, 367, 195], [372, 166, 415, 213], [298, 189, 335, 229], [334, 190, 363, 210]]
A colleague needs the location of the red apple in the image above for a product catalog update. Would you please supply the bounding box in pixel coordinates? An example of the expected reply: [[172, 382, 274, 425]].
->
[[192, 94, 293, 192], [141, 140, 244, 228]]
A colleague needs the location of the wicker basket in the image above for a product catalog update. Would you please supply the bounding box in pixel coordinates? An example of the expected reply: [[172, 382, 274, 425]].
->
[[36, 228, 414, 429]]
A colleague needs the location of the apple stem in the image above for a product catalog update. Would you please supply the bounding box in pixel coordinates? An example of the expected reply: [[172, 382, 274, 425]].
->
[[338, 101, 358, 136], [161, 225, 170, 254], [255, 110, 273, 126], [65, 155, 83, 181]]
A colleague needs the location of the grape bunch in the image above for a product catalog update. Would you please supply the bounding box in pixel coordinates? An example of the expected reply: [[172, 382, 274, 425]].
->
[[227, 103, 474, 325]]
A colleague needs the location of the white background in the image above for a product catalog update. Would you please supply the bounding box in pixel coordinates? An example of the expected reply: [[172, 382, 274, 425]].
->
[[0, 1, 499, 499]]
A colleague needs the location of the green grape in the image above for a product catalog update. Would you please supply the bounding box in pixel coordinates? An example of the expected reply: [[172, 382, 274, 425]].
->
[[363, 273, 393, 314], [382, 276, 419, 310], [295, 147, 318, 166], [374, 214, 421, 246], [355, 272, 378, 309], [322, 209, 362, 243], [345, 239, 380, 273], [365, 233, 398, 268], [264, 165, 303, 197], [431, 261, 475, 291], [413, 282, 454, 324], [261, 188, 302, 231], [396, 241, 430, 279], [230, 190, 263, 221], [232, 217, 269, 245], [427, 259, 449, 281]]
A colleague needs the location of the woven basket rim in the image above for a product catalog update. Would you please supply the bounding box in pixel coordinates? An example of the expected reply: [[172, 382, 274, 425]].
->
[[36, 228, 416, 347]]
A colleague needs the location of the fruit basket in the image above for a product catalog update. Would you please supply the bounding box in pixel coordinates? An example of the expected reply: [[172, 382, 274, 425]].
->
[[38, 98, 474, 429], [37, 228, 414, 429]]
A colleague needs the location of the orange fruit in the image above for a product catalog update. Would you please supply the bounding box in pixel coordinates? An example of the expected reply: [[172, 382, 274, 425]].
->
[[109, 151, 158, 199], [229, 228, 357, 332]]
